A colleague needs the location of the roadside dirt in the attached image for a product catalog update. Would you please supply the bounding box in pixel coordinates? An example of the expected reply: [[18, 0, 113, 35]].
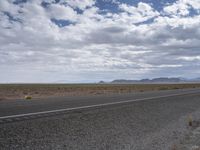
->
[[172, 110, 200, 150], [1, 84, 200, 100]]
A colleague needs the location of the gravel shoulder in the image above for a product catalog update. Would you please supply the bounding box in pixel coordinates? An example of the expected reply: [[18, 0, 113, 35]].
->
[[175, 111, 200, 150], [0, 92, 200, 150]]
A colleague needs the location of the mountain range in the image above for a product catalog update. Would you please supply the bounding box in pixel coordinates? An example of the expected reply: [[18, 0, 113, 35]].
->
[[99, 77, 200, 84]]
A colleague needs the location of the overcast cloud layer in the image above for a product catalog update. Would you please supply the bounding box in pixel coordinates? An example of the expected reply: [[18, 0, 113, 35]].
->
[[0, 0, 200, 83]]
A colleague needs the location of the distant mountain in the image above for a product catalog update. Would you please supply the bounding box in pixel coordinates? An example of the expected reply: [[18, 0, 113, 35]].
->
[[54, 80, 69, 83], [110, 79, 138, 83], [186, 78, 200, 82], [99, 81, 106, 84], [151, 77, 182, 83], [100, 77, 200, 84]]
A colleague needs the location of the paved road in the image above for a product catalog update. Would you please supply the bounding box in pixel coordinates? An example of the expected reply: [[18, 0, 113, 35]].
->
[[0, 88, 200, 120], [0, 88, 200, 149]]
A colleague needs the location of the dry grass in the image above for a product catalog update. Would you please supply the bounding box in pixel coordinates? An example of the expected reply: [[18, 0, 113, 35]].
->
[[188, 115, 193, 127], [24, 95, 32, 100], [0, 83, 200, 100]]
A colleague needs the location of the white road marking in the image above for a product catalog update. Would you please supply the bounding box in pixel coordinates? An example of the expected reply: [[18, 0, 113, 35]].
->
[[0, 90, 199, 120]]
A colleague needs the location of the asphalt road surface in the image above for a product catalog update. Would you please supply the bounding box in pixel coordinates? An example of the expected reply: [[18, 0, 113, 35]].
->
[[0, 88, 200, 149], [0, 88, 200, 119]]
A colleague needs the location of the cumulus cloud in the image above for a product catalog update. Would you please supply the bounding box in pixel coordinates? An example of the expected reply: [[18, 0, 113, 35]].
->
[[0, 0, 200, 82], [63, 0, 95, 10], [118, 2, 159, 24], [163, 1, 190, 16], [163, 0, 200, 16], [48, 3, 78, 21]]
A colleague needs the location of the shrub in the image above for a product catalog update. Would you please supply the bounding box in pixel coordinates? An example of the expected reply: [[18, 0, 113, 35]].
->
[[25, 95, 32, 100]]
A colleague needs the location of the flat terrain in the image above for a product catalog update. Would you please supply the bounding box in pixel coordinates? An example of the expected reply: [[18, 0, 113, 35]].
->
[[0, 88, 200, 150], [0, 83, 200, 100]]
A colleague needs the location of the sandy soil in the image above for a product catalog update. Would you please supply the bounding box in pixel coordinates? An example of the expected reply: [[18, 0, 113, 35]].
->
[[1, 83, 200, 100]]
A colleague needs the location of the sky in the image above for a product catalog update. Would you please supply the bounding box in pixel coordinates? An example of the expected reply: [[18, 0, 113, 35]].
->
[[0, 0, 200, 83]]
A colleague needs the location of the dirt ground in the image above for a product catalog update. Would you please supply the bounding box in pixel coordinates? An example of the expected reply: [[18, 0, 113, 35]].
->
[[0, 83, 200, 100]]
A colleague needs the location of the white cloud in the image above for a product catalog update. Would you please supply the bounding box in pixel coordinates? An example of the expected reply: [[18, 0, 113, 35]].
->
[[62, 0, 95, 10], [163, 1, 190, 16], [163, 0, 200, 16], [186, 0, 200, 10], [48, 4, 78, 21], [0, 0, 200, 82], [177, 56, 200, 61], [119, 2, 159, 24], [0, 0, 19, 15]]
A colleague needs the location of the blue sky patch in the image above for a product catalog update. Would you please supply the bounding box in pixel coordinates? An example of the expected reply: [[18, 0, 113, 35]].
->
[[13, 0, 27, 5], [74, 8, 84, 14], [188, 7, 200, 16], [95, 0, 178, 13], [134, 17, 156, 26], [95, 0, 121, 13], [117, 0, 177, 11], [51, 18, 75, 27], [3, 12, 22, 23], [41, 1, 51, 8]]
